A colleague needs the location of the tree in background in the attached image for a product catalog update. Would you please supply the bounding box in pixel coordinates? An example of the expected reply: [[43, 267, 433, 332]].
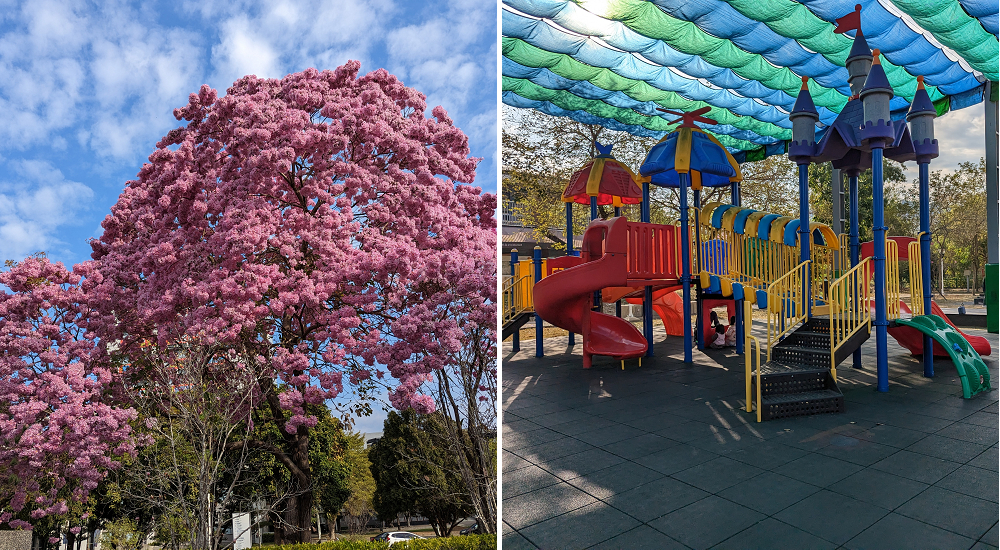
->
[[808, 159, 917, 242], [430, 322, 496, 534], [80, 63, 495, 543], [740, 156, 799, 216], [370, 411, 471, 537], [0, 256, 137, 530], [340, 433, 376, 534], [929, 159, 988, 293]]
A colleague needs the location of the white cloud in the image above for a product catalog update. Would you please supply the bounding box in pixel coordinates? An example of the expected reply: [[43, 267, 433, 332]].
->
[[212, 15, 282, 84], [901, 105, 987, 181], [0, 160, 94, 260]]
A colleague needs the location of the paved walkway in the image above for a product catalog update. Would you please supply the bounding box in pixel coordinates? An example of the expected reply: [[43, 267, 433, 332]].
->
[[502, 323, 998, 549]]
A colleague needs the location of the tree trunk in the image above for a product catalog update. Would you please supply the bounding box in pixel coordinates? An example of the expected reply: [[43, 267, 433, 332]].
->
[[283, 430, 314, 544]]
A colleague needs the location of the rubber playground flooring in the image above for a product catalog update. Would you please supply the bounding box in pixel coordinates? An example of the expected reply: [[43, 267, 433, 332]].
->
[[501, 323, 999, 550]]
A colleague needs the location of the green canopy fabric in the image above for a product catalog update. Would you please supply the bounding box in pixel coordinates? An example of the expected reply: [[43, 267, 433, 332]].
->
[[503, 0, 996, 160]]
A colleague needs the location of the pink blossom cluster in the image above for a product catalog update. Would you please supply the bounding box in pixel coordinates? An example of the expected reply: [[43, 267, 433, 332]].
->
[[0, 258, 136, 527], [84, 63, 495, 430]]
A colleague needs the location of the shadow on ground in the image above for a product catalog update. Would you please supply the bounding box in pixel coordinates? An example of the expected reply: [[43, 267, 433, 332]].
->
[[501, 322, 999, 550]]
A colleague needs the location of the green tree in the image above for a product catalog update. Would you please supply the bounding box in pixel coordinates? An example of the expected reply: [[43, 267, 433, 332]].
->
[[808, 159, 917, 241], [369, 411, 472, 537]]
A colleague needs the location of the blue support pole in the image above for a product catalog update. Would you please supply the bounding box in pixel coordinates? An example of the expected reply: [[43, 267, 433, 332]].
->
[[615, 205, 622, 319], [642, 182, 654, 356], [534, 246, 544, 358], [872, 148, 889, 391], [733, 173, 744, 354], [680, 174, 693, 363], [694, 189, 704, 351], [590, 196, 600, 311], [798, 163, 812, 318], [566, 202, 576, 346], [850, 173, 862, 370], [919, 162, 933, 377], [566, 201, 574, 256], [510, 249, 520, 353]]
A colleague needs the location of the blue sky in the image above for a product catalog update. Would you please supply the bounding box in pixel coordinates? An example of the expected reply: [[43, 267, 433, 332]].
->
[[0, 0, 497, 434], [0, 0, 497, 270]]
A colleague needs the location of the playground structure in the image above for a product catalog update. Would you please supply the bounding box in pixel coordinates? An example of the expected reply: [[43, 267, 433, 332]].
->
[[501, 7, 994, 422]]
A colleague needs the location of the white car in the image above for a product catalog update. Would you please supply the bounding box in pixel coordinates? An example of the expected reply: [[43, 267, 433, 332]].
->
[[370, 531, 426, 545]]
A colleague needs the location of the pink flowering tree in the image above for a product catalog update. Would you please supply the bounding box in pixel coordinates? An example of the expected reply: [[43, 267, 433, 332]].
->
[[83, 63, 496, 541], [0, 256, 137, 530]]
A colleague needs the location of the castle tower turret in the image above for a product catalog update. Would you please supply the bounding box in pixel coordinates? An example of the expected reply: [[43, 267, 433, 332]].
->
[[843, 5, 872, 97], [860, 49, 894, 139], [788, 76, 819, 162]]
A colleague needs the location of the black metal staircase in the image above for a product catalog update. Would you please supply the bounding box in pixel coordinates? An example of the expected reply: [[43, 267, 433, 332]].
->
[[752, 318, 869, 421]]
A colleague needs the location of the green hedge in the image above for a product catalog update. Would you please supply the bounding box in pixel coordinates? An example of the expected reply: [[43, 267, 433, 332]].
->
[[270, 534, 496, 550]]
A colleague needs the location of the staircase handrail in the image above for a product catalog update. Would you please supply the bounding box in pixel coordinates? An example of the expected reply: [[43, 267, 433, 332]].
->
[[502, 271, 534, 325], [766, 260, 810, 360], [828, 257, 873, 378], [908, 234, 925, 316]]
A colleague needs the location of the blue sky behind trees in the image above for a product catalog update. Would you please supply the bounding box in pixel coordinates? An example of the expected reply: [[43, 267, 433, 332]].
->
[[0, 0, 497, 269]]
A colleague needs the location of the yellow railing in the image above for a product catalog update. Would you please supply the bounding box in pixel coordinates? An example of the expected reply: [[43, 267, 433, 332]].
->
[[908, 234, 925, 315], [766, 260, 810, 360], [886, 239, 900, 320], [828, 257, 872, 380], [743, 301, 764, 422], [502, 272, 533, 326], [502, 260, 540, 326]]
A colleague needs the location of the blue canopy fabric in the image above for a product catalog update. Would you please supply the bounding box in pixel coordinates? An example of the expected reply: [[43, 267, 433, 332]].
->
[[503, 0, 996, 159]]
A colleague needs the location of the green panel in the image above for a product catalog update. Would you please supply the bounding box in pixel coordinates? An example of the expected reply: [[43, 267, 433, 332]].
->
[[502, 39, 794, 139], [502, 78, 762, 150], [933, 96, 951, 117], [584, 0, 850, 111], [894, 314, 992, 397], [888, 0, 999, 79], [723, 0, 949, 101]]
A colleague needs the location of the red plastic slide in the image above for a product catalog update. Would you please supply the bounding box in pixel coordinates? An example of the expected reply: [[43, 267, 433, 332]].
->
[[534, 220, 651, 368], [888, 300, 992, 357]]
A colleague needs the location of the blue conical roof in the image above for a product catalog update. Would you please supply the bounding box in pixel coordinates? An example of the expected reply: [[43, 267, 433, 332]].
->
[[860, 50, 893, 97], [907, 76, 936, 119], [790, 77, 819, 119], [846, 27, 872, 64]]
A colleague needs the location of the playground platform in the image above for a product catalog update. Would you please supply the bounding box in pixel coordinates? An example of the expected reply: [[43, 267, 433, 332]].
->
[[501, 323, 998, 550]]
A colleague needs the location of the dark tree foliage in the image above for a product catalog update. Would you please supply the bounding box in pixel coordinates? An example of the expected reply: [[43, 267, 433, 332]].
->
[[369, 410, 472, 537]]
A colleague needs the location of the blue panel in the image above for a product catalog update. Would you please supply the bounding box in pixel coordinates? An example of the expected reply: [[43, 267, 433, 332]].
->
[[757, 214, 782, 240], [712, 204, 737, 228], [756, 289, 768, 309], [732, 282, 745, 301], [733, 208, 756, 234], [783, 219, 800, 246], [709, 275, 722, 294]]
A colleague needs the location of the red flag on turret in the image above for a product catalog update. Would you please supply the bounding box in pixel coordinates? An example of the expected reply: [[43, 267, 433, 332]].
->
[[834, 4, 862, 33]]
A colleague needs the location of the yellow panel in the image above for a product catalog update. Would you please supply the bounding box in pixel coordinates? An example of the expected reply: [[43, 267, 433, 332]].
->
[[722, 206, 742, 232], [744, 211, 768, 237], [809, 222, 839, 249], [720, 277, 733, 297], [675, 128, 692, 174], [769, 216, 794, 243], [700, 270, 711, 288], [700, 202, 724, 226], [691, 170, 702, 190], [585, 158, 607, 197]]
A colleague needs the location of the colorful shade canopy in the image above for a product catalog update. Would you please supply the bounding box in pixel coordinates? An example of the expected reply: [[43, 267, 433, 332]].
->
[[563, 142, 644, 206], [502, 0, 996, 161]]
